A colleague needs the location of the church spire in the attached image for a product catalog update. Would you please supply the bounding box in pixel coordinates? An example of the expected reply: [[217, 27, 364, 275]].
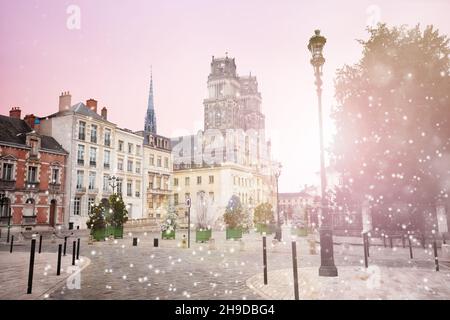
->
[[144, 68, 157, 139]]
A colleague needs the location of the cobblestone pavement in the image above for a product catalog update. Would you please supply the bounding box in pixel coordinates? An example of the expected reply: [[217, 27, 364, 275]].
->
[[1, 229, 449, 300], [0, 251, 90, 300]]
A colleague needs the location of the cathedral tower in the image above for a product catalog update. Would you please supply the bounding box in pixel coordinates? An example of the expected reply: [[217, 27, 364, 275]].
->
[[144, 70, 157, 143]]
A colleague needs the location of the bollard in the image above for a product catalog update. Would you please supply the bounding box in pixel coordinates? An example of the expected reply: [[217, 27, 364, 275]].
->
[[363, 234, 369, 268], [433, 240, 439, 272], [57, 244, 62, 276], [133, 237, 138, 246], [383, 234, 386, 248], [422, 234, 426, 249], [408, 236, 413, 259], [27, 238, 37, 294], [364, 233, 370, 257], [389, 236, 393, 249], [263, 236, 268, 285], [76, 238, 80, 260], [72, 241, 76, 266], [153, 238, 159, 247], [443, 234, 446, 245], [63, 236, 67, 256], [291, 241, 299, 300], [10, 235, 14, 253], [38, 234, 43, 254]]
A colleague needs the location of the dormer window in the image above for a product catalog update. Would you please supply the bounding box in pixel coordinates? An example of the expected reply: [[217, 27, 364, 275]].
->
[[29, 138, 39, 156]]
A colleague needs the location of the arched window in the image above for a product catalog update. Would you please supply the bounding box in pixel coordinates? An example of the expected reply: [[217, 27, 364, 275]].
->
[[0, 197, 11, 218], [23, 198, 35, 216]]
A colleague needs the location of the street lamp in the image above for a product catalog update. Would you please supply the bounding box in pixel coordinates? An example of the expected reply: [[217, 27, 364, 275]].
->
[[274, 164, 282, 241], [308, 29, 338, 277], [108, 175, 118, 195]]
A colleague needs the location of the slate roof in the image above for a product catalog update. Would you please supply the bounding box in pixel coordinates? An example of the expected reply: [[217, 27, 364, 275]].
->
[[0, 115, 67, 154], [45, 102, 108, 122]]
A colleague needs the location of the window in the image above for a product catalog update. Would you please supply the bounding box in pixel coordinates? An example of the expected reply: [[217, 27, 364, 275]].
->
[[127, 160, 133, 172], [89, 147, 97, 166], [76, 170, 84, 189], [164, 157, 169, 168], [197, 176, 202, 185], [209, 175, 214, 184], [118, 140, 124, 152], [117, 158, 123, 171], [209, 192, 214, 202], [24, 198, 35, 217], [74, 197, 81, 215], [174, 193, 179, 205], [136, 161, 141, 174], [185, 177, 190, 186], [0, 197, 10, 217], [103, 175, 109, 192], [78, 121, 86, 140], [127, 181, 132, 197], [51, 168, 59, 184], [156, 176, 162, 189], [88, 172, 96, 190], [116, 179, 123, 195], [185, 193, 190, 200], [135, 180, 141, 198], [173, 178, 179, 186], [104, 128, 111, 147], [104, 150, 110, 169], [157, 156, 162, 167], [128, 143, 133, 154], [88, 197, 95, 215], [90, 124, 97, 143], [77, 145, 85, 165], [27, 166, 38, 182], [149, 154, 154, 166], [30, 139, 38, 156], [136, 145, 141, 156], [2, 163, 14, 180]]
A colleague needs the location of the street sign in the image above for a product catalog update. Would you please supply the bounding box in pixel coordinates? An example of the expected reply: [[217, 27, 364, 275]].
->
[[185, 198, 191, 208]]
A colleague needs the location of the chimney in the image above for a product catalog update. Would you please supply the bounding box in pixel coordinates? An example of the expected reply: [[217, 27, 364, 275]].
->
[[101, 107, 108, 120], [59, 91, 72, 112], [24, 114, 36, 128], [9, 107, 21, 119], [86, 99, 98, 113]]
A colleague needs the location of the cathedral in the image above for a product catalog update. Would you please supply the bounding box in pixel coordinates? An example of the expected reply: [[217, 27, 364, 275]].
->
[[172, 55, 279, 228]]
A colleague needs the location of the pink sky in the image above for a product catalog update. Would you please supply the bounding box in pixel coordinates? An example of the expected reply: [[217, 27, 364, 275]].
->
[[1, 0, 449, 192]]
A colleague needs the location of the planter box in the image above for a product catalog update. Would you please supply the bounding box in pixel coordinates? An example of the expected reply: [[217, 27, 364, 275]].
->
[[162, 229, 176, 240], [226, 227, 243, 240], [105, 226, 124, 239], [92, 228, 106, 241], [196, 229, 212, 242], [256, 223, 275, 235], [291, 227, 308, 237]]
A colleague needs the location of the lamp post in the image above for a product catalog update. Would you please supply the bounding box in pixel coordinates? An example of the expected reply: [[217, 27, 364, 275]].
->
[[108, 175, 118, 195], [274, 164, 282, 241], [308, 29, 338, 277]]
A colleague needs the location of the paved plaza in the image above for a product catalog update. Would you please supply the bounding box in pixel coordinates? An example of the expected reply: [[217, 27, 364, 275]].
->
[[1, 228, 449, 300]]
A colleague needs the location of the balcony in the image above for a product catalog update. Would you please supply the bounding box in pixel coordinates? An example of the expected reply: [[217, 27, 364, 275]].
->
[[76, 186, 86, 194], [77, 159, 84, 166], [87, 188, 99, 194], [104, 163, 110, 170], [49, 183, 61, 192], [25, 182, 40, 191], [147, 187, 172, 195], [0, 215, 12, 226], [0, 179, 16, 190], [104, 140, 111, 147], [22, 215, 37, 225], [90, 161, 97, 167], [135, 191, 140, 198]]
